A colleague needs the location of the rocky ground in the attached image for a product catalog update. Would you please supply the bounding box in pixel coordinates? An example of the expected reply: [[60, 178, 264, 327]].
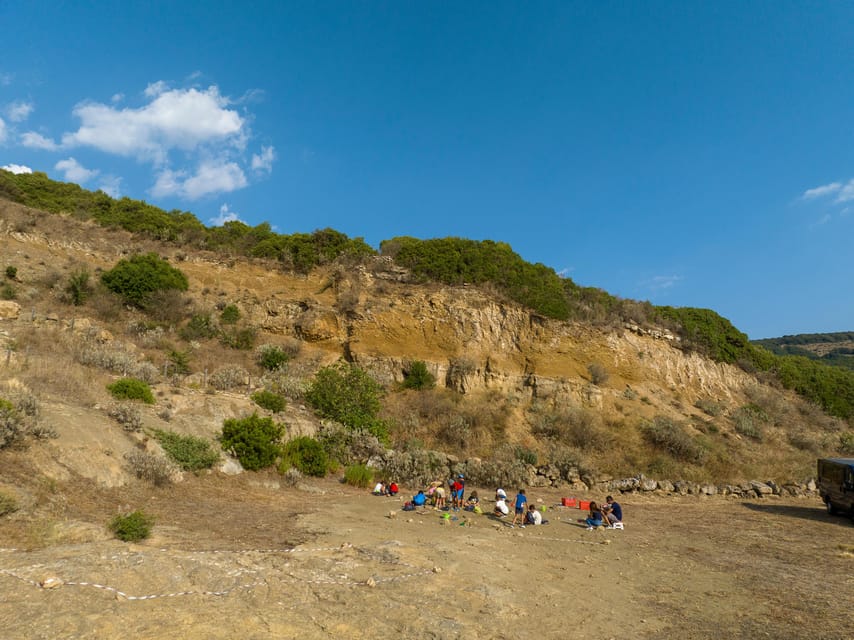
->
[[1, 460, 852, 640]]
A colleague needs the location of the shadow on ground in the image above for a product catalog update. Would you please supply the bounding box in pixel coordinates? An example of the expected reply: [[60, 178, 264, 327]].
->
[[741, 502, 853, 526]]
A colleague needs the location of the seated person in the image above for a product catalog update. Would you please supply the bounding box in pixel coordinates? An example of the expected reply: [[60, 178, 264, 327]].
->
[[525, 503, 547, 525], [494, 496, 510, 518], [412, 490, 427, 507], [495, 487, 507, 502], [464, 491, 479, 511], [372, 481, 386, 496], [582, 501, 604, 528], [603, 495, 622, 525], [387, 481, 399, 496]]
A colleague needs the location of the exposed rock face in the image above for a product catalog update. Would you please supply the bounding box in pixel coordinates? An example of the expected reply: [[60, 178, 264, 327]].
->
[[0, 301, 21, 320]]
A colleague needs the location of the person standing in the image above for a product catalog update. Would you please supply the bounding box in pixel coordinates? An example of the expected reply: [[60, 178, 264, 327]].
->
[[511, 489, 527, 526]]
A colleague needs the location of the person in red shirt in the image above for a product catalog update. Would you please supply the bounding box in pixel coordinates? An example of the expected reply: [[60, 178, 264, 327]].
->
[[387, 481, 399, 496]]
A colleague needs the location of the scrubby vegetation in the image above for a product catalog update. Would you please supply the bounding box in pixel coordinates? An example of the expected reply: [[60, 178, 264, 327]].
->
[[0, 491, 19, 517], [343, 463, 374, 488], [250, 389, 286, 413], [306, 362, 388, 441], [220, 413, 283, 471], [107, 378, 155, 404], [109, 510, 154, 542], [153, 430, 220, 471], [101, 253, 188, 307], [124, 450, 176, 485], [401, 360, 436, 390], [280, 436, 328, 477]]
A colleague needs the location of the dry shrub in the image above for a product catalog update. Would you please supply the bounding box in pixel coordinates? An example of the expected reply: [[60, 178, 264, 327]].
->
[[281, 467, 302, 487], [743, 384, 793, 426], [260, 367, 308, 400], [529, 402, 612, 451], [209, 365, 249, 390], [384, 389, 509, 455], [74, 339, 158, 383], [107, 403, 143, 432], [124, 450, 177, 486], [317, 422, 385, 466], [642, 416, 708, 464], [86, 286, 125, 322], [144, 289, 192, 325]]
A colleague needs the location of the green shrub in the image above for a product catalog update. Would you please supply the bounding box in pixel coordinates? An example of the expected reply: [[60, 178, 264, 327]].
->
[[219, 304, 240, 324], [154, 429, 220, 471], [5, 266, 17, 280], [0, 283, 15, 300], [343, 463, 374, 488], [0, 491, 18, 517], [101, 253, 188, 307], [124, 450, 176, 485], [65, 268, 92, 305], [402, 360, 436, 390], [109, 510, 154, 542], [306, 362, 387, 440], [0, 398, 25, 449], [515, 446, 538, 466], [280, 436, 328, 477], [256, 344, 290, 371], [168, 349, 191, 375], [251, 389, 286, 413], [220, 413, 283, 471], [106, 378, 155, 404], [220, 326, 256, 350]]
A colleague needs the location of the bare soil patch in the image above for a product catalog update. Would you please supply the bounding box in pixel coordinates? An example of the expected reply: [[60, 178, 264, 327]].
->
[[1, 466, 851, 640]]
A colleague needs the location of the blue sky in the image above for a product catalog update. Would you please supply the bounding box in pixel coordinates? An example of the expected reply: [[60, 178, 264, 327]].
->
[[1, 2, 852, 339]]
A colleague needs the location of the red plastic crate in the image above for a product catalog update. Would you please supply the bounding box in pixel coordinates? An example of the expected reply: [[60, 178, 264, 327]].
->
[[578, 500, 591, 511], [561, 497, 577, 508]]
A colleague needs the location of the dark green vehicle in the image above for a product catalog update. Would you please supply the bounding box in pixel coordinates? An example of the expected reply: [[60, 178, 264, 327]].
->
[[817, 458, 854, 520]]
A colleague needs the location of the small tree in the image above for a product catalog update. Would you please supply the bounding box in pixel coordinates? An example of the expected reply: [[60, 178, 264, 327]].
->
[[256, 344, 290, 371], [305, 362, 387, 440], [402, 360, 436, 390], [280, 436, 328, 477], [251, 389, 287, 413], [101, 253, 188, 307], [220, 413, 283, 471], [587, 363, 609, 386], [109, 510, 154, 542]]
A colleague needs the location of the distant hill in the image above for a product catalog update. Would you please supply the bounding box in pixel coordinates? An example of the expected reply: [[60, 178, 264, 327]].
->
[[753, 332, 854, 371]]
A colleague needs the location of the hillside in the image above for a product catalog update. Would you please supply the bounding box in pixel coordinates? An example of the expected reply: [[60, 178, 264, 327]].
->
[[1, 192, 851, 491], [754, 332, 854, 371]]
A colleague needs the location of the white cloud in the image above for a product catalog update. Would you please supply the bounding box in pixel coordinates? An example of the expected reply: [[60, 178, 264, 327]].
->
[[6, 101, 34, 123], [61, 85, 245, 164], [144, 81, 169, 98], [98, 175, 122, 198], [0, 73, 12, 86], [21, 131, 60, 150], [645, 275, 682, 291], [801, 182, 842, 200], [111, 93, 124, 104], [0, 117, 6, 144], [2, 163, 33, 174], [251, 145, 275, 172], [834, 178, 854, 203], [152, 160, 247, 200], [55, 157, 99, 183], [209, 203, 245, 226]]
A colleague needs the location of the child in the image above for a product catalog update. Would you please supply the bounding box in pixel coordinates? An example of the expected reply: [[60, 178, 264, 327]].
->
[[581, 501, 604, 529], [372, 481, 386, 496], [525, 503, 547, 525], [511, 489, 527, 526], [494, 496, 510, 517], [464, 491, 479, 511], [387, 481, 399, 496]]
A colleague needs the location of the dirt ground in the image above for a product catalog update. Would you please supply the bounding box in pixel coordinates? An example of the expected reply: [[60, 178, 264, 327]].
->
[[1, 456, 852, 640]]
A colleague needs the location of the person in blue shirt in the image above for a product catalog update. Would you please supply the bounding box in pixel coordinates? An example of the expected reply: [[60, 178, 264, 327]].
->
[[603, 495, 622, 525], [511, 489, 527, 526], [412, 490, 427, 507], [583, 501, 604, 529]]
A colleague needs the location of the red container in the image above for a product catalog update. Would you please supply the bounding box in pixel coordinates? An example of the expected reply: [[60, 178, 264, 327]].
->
[[561, 497, 577, 508], [578, 500, 591, 511]]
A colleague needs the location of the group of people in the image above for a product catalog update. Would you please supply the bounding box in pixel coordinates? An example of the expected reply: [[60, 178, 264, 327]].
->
[[493, 488, 549, 527], [397, 480, 624, 531], [404, 475, 470, 511], [579, 496, 623, 529], [372, 480, 399, 497]]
